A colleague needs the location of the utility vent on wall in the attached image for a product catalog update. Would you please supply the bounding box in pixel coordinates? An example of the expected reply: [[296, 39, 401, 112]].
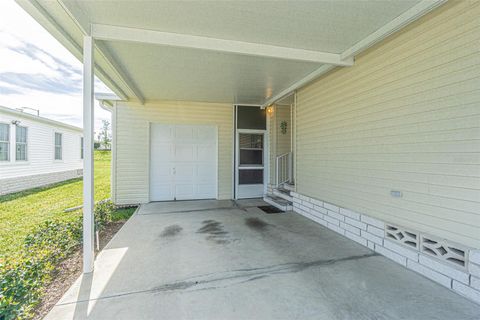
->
[[385, 223, 468, 269], [420, 235, 467, 268], [385, 224, 419, 249]]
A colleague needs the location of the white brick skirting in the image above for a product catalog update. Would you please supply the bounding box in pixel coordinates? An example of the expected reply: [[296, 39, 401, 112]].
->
[[291, 191, 480, 305], [0, 169, 83, 195]]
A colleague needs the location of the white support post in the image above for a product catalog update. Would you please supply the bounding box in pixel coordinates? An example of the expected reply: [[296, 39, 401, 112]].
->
[[83, 35, 95, 273]]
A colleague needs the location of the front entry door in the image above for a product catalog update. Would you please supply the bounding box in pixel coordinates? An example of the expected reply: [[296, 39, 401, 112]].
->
[[236, 130, 265, 199], [150, 123, 217, 201]]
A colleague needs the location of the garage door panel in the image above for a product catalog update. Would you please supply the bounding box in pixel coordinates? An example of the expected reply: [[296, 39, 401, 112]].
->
[[150, 184, 174, 201], [176, 164, 195, 181], [151, 124, 217, 201], [197, 145, 215, 161], [153, 125, 174, 142], [151, 164, 172, 178], [195, 184, 216, 198], [150, 124, 175, 201], [175, 184, 195, 199], [197, 126, 216, 141], [197, 164, 216, 181], [153, 144, 174, 161], [175, 126, 195, 141], [175, 144, 195, 161]]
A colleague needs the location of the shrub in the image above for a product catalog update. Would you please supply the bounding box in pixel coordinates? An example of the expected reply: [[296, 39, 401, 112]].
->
[[94, 200, 115, 230], [24, 219, 82, 255], [0, 217, 82, 319], [0, 200, 117, 319]]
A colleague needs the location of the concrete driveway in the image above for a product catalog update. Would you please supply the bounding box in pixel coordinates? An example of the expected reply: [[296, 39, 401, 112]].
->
[[46, 199, 480, 320]]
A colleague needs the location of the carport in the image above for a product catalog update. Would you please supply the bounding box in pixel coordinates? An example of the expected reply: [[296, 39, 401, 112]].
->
[[16, 0, 480, 313], [16, 0, 449, 273], [44, 200, 480, 319]]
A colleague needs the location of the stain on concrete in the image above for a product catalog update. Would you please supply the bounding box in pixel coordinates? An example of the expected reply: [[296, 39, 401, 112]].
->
[[197, 220, 230, 244], [213, 239, 231, 245], [57, 253, 379, 304], [197, 220, 227, 235], [151, 253, 378, 294], [245, 217, 270, 231], [160, 225, 183, 237]]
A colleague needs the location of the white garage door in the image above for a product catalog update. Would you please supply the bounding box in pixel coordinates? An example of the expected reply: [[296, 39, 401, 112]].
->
[[150, 124, 217, 201]]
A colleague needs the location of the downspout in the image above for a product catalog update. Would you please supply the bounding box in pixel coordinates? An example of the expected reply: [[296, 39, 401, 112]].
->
[[98, 99, 113, 112]]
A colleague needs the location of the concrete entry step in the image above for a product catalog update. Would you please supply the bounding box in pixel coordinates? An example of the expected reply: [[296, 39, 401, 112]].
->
[[264, 195, 293, 211], [273, 188, 293, 202], [283, 182, 295, 192]]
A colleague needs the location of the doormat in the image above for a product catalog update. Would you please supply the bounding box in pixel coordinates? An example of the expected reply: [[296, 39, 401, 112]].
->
[[258, 205, 284, 214]]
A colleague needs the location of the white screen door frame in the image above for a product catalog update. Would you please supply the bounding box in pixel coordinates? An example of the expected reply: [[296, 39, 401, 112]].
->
[[235, 129, 268, 199]]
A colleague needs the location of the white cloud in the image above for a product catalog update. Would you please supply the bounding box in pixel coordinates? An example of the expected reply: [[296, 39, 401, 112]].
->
[[0, 0, 113, 132], [0, 47, 58, 76], [0, 0, 79, 67]]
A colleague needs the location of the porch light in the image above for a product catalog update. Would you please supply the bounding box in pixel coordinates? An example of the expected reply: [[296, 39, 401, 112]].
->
[[266, 105, 274, 116]]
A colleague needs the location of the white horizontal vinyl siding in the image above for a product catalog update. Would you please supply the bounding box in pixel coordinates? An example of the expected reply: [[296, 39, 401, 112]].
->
[[275, 105, 291, 156], [0, 112, 83, 179], [296, 1, 480, 248], [114, 101, 233, 205], [269, 104, 292, 185]]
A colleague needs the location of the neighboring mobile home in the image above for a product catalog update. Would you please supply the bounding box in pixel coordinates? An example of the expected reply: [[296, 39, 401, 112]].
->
[[0, 106, 83, 195], [16, 0, 480, 305]]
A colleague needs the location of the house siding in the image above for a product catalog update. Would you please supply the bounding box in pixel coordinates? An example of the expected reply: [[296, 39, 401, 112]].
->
[[269, 104, 292, 186], [275, 105, 292, 157], [268, 108, 275, 186], [0, 109, 83, 193], [114, 101, 233, 205], [295, 1, 480, 248]]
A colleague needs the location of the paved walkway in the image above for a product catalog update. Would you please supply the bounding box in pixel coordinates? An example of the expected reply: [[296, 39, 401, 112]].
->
[[46, 199, 480, 319]]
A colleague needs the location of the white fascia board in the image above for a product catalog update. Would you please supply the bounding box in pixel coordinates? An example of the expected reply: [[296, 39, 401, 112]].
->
[[94, 42, 145, 104], [261, 65, 335, 108], [91, 24, 354, 66], [95, 93, 122, 101], [56, 0, 145, 103], [263, 0, 447, 107], [340, 0, 448, 59], [56, 0, 90, 35]]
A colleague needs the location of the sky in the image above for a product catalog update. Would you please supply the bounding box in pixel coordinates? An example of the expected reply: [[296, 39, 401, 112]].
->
[[0, 0, 112, 132]]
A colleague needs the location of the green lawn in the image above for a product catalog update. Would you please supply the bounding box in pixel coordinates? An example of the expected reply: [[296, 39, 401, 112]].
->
[[0, 150, 130, 256]]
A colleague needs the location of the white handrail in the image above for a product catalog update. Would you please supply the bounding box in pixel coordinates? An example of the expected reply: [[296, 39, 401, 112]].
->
[[276, 152, 292, 186]]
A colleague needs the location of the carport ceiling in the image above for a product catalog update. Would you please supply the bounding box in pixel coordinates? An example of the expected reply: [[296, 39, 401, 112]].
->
[[17, 0, 445, 105], [101, 41, 320, 105]]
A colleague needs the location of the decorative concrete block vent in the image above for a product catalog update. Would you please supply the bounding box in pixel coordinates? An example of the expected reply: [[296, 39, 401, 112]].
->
[[385, 223, 468, 269], [385, 224, 419, 249], [290, 192, 480, 305], [420, 234, 468, 269]]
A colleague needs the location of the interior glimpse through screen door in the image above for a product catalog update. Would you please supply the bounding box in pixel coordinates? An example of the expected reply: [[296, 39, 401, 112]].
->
[[236, 131, 265, 198]]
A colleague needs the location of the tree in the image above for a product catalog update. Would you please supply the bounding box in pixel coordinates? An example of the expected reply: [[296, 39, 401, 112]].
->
[[97, 120, 112, 150]]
